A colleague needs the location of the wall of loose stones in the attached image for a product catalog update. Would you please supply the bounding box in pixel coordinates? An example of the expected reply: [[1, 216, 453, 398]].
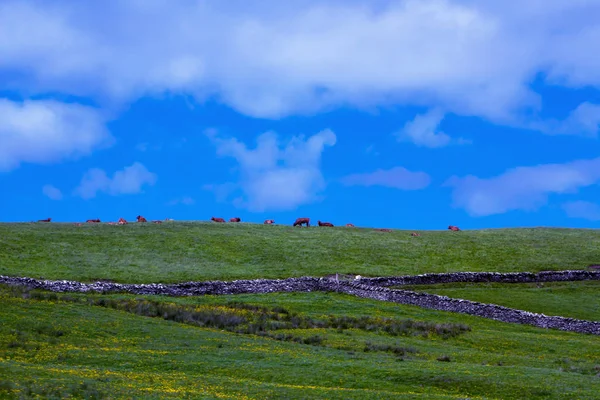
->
[[1, 270, 599, 335]]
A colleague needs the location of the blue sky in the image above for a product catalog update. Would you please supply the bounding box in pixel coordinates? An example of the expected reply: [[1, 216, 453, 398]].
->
[[1, 0, 600, 229]]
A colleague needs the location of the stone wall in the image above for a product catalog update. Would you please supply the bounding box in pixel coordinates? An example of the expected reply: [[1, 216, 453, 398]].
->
[[357, 270, 600, 287], [330, 281, 600, 335], [1, 271, 599, 335]]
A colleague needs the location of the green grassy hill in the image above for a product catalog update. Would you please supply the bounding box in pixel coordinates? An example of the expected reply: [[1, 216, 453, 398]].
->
[[1, 222, 599, 283], [1, 223, 599, 399]]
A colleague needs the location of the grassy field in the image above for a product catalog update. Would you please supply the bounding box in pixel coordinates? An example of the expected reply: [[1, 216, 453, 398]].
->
[[1, 285, 599, 399], [1, 222, 599, 283], [400, 280, 600, 321], [1, 222, 599, 399]]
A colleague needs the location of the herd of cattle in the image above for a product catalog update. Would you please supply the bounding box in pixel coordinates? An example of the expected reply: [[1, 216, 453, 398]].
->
[[36, 217, 461, 234]]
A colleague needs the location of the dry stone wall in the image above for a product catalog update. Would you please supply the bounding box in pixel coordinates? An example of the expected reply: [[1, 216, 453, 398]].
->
[[1, 270, 599, 335], [357, 270, 600, 287]]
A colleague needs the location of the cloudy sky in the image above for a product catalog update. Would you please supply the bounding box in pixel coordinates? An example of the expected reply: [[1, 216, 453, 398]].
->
[[1, 0, 600, 229]]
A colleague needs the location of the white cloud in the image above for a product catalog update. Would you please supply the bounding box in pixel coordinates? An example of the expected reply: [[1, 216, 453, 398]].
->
[[531, 102, 600, 137], [2, 1, 600, 125], [396, 109, 470, 147], [167, 196, 195, 206], [341, 167, 430, 190], [206, 129, 336, 211], [73, 162, 157, 199], [42, 184, 62, 200], [0, 98, 111, 171], [445, 157, 600, 217], [562, 200, 600, 221]]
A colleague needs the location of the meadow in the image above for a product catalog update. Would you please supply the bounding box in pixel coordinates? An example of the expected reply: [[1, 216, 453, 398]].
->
[[0, 222, 599, 399], [1, 222, 599, 282]]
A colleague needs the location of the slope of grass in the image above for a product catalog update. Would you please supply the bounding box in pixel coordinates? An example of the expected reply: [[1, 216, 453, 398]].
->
[[2, 285, 600, 399], [1, 222, 599, 283], [399, 281, 600, 321]]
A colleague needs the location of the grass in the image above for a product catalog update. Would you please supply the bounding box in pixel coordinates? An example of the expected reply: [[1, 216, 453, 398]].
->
[[1, 285, 600, 399], [400, 280, 600, 321], [1, 222, 600, 398], [1, 222, 600, 283]]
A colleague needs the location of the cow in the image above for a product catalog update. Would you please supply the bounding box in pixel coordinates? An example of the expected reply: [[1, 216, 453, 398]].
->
[[229, 217, 241, 222], [211, 217, 225, 223], [448, 225, 461, 231], [136, 215, 148, 223], [411, 232, 421, 237], [264, 219, 275, 225], [293, 218, 310, 227], [374, 228, 392, 232], [345, 223, 355, 227], [38, 218, 51, 223], [152, 220, 163, 224], [86, 219, 100, 223], [118, 218, 128, 225], [318, 220, 334, 227]]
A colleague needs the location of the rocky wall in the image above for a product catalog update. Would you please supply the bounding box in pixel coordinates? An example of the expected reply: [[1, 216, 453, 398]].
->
[[1, 271, 599, 335]]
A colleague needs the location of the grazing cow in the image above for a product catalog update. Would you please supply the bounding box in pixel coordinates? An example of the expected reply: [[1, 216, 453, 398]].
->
[[264, 219, 275, 225], [318, 220, 334, 227], [229, 217, 241, 222], [374, 228, 392, 232], [118, 218, 128, 225], [136, 215, 148, 223], [448, 225, 461, 231], [293, 217, 310, 227], [38, 218, 51, 223], [211, 217, 226, 223], [411, 232, 421, 237], [86, 219, 100, 223], [152, 220, 163, 224], [345, 223, 355, 227]]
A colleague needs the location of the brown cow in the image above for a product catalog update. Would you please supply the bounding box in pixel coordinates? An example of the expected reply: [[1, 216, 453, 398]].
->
[[211, 217, 225, 223], [38, 218, 51, 223], [152, 220, 163, 224], [136, 215, 147, 223], [374, 228, 392, 232], [448, 225, 460, 231], [86, 219, 100, 223], [318, 220, 334, 227], [229, 217, 241, 222], [293, 217, 310, 227], [264, 219, 275, 225], [345, 223, 355, 227], [411, 232, 421, 237], [118, 218, 128, 225]]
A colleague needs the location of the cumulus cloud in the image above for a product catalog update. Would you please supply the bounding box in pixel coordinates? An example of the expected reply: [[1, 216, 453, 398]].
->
[[42, 184, 62, 200], [396, 109, 470, 147], [206, 129, 336, 211], [73, 162, 157, 199], [562, 200, 600, 221], [0, 98, 111, 171], [341, 167, 430, 190], [531, 102, 600, 137], [445, 157, 600, 217], [1, 1, 600, 125]]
